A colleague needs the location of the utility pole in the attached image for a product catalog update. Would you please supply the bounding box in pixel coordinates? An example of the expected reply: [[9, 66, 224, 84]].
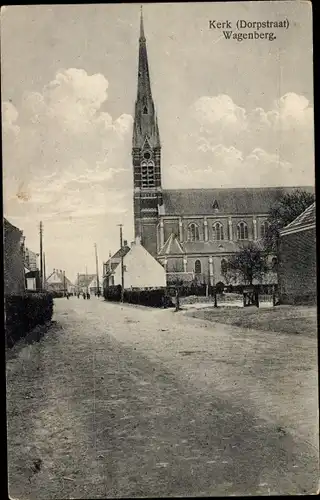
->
[[63, 270, 66, 296], [39, 221, 43, 291], [85, 265, 88, 294], [43, 252, 46, 290], [117, 224, 124, 302], [94, 243, 100, 295], [77, 272, 80, 294]]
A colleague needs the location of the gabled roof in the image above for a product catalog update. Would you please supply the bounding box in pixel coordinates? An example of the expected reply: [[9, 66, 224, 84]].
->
[[162, 186, 315, 216], [159, 233, 185, 255], [104, 246, 131, 274], [111, 245, 131, 260], [281, 202, 316, 233]]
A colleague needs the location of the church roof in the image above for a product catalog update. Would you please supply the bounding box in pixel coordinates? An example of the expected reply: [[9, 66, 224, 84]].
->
[[162, 186, 315, 216], [159, 233, 185, 255]]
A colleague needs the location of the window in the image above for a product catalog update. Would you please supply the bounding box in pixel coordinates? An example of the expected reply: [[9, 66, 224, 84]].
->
[[195, 259, 202, 274], [237, 221, 248, 240], [188, 223, 200, 241], [260, 221, 269, 238], [221, 258, 228, 274], [213, 222, 224, 241], [212, 200, 219, 211], [141, 160, 155, 188]]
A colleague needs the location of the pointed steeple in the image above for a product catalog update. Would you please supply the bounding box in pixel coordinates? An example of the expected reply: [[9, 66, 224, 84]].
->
[[133, 6, 160, 149], [140, 5, 145, 41]]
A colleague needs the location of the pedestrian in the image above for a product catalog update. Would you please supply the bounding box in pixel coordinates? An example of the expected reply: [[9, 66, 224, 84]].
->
[[83, 292, 86, 299], [66, 293, 69, 300], [87, 292, 90, 300]]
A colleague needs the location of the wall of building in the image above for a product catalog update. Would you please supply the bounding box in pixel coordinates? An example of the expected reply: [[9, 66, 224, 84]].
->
[[160, 215, 268, 244], [4, 220, 25, 296], [278, 227, 316, 304], [113, 243, 166, 288]]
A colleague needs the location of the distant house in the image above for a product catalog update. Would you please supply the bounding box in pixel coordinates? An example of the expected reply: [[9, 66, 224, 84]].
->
[[76, 273, 96, 294], [88, 276, 103, 295], [46, 269, 74, 294], [278, 202, 316, 304], [103, 243, 131, 287], [4, 218, 25, 295], [24, 247, 39, 271], [104, 237, 166, 290]]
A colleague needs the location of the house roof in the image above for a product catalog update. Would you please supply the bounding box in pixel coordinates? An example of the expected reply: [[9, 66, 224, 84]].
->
[[281, 202, 316, 235], [111, 245, 131, 260], [162, 186, 315, 216], [104, 245, 131, 274], [46, 271, 73, 286]]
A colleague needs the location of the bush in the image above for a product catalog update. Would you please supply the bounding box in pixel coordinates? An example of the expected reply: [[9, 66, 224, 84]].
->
[[103, 286, 174, 308], [5, 292, 54, 348]]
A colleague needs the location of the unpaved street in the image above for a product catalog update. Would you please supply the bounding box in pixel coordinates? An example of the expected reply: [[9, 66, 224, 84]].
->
[[6, 297, 319, 498]]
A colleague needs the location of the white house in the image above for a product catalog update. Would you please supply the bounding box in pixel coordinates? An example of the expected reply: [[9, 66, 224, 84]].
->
[[112, 237, 166, 289], [88, 276, 103, 294]]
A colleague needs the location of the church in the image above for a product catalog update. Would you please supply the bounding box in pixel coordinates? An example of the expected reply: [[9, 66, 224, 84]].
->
[[130, 10, 313, 287]]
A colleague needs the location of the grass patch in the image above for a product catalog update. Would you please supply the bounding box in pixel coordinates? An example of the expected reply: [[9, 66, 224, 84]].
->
[[187, 305, 317, 336]]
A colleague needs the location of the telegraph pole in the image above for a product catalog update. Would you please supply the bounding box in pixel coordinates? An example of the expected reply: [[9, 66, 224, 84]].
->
[[43, 252, 46, 290], [39, 221, 43, 291], [117, 224, 124, 302], [77, 272, 80, 294], [85, 265, 88, 294], [63, 270, 66, 296], [94, 243, 100, 295]]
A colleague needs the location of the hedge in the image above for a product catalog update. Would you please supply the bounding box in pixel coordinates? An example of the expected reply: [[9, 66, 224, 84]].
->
[[5, 292, 54, 348], [103, 286, 174, 308]]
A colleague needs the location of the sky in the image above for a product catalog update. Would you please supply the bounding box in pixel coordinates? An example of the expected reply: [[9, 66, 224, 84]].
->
[[1, 2, 314, 281]]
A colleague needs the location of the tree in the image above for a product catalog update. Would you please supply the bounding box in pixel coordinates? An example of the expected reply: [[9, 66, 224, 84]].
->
[[264, 189, 315, 253], [221, 242, 269, 286]]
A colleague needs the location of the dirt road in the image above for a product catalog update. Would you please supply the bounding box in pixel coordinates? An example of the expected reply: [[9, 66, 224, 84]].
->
[[6, 297, 319, 498]]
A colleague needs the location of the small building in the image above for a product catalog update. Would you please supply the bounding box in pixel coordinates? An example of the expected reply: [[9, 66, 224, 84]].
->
[[88, 276, 103, 295], [104, 237, 166, 290], [46, 269, 74, 294], [278, 202, 316, 305], [4, 218, 25, 295], [24, 247, 39, 271], [76, 273, 96, 294], [103, 243, 131, 287]]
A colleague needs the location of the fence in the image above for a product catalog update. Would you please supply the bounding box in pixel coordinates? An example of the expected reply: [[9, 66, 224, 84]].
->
[[103, 286, 174, 308]]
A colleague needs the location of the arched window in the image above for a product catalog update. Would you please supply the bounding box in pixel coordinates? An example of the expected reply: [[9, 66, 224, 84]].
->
[[221, 258, 228, 274], [213, 222, 224, 241], [188, 223, 200, 241], [195, 259, 202, 274], [260, 221, 269, 238], [141, 160, 155, 188], [237, 221, 248, 240]]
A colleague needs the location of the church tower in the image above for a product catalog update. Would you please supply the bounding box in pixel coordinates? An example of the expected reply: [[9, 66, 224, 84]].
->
[[132, 7, 162, 257]]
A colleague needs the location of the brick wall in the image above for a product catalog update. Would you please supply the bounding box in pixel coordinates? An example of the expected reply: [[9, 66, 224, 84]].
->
[[278, 227, 316, 304]]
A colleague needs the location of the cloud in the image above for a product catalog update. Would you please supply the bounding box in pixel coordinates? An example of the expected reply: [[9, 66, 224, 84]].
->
[[166, 92, 314, 188], [2, 68, 134, 222]]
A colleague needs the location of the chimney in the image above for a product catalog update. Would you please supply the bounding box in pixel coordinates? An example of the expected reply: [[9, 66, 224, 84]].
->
[[123, 239, 128, 247], [53, 268, 55, 272]]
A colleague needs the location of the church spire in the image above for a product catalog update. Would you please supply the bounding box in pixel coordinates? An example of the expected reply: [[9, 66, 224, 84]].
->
[[133, 6, 160, 148], [140, 5, 145, 41]]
